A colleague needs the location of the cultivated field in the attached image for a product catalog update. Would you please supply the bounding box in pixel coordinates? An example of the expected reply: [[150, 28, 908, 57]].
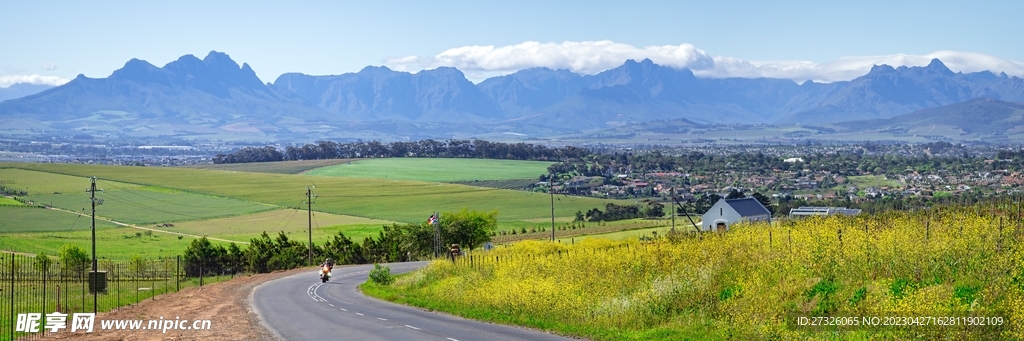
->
[[303, 158, 553, 182], [0, 197, 24, 205], [0, 206, 119, 232], [29, 187, 276, 225], [846, 175, 902, 188], [159, 209, 395, 243], [3, 163, 624, 222], [0, 162, 631, 259], [184, 159, 360, 174], [0, 227, 213, 259]]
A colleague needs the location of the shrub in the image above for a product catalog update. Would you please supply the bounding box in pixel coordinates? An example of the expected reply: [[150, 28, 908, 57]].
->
[[369, 263, 394, 285]]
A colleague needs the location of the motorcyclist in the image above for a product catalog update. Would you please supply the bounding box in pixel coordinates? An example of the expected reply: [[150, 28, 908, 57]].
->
[[320, 258, 334, 270], [319, 258, 334, 280]]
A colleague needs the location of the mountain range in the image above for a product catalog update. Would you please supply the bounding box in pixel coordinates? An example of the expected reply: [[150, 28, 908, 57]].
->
[[0, 83, 52, 103], [2, 51, 1023, 140]]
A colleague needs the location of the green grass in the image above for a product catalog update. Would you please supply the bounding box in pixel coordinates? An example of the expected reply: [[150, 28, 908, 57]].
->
[[494, 218, 676, 243], [0, 226, 222, 259], [0, 196, 24, 205], [846, 175, 902, 188], [158, 209, 395, 243], [304, 158, 553, 182], [28, 189, 276, 225], [1, 257, 233, 341], [182, 159, 360, 174], [0, 167, 139, 195], [558, 225, 672, 242], [4, 163, 627, 223], [0, 206, 120, 232]]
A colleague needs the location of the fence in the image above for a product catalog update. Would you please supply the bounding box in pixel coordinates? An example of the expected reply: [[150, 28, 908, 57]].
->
[[0, 252, 231, 341]]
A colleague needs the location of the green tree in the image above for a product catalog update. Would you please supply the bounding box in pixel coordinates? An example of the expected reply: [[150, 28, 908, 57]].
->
[[34, 252, 52, 272], [183, 237, 227, 276], [58, 244, 90, 279], [322, 232, 366, 265], [441, 209, 498, 251]]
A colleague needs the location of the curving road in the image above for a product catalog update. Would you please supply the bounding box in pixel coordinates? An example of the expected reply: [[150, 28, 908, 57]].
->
[[251, 262, 573, 341]]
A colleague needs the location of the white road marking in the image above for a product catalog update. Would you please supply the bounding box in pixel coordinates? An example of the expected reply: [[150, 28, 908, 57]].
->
[[340, 308, 347, 311], [377, 318, 387, 321], [447, 338, 459, 341], [355, 313, 364, 316], [405, 325, 421, 330], [328, 304, 334, 307]]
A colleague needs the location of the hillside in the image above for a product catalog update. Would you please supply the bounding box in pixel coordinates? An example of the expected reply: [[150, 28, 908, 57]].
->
[[0, 51, 332, 139], [838, 98, 1024, 136]]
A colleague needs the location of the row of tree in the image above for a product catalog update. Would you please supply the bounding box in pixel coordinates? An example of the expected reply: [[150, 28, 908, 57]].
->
[[583, 201, 666, 222], [213, 139, 591, 164], [181, 209, 497, 275]]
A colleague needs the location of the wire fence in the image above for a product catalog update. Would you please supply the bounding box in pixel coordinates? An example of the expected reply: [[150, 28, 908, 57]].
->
[[0, 252, 232, 341]]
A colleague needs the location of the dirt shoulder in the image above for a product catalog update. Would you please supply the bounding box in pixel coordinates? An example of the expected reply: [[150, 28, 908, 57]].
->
[[40, 267, 311, 341]]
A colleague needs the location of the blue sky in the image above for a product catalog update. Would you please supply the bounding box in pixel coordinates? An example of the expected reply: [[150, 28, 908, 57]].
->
[[2, 0, 1021, 86]]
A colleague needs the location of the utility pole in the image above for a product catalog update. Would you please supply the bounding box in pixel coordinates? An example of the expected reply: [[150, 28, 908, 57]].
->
[[305, 185, 316, 266], [432, 211, 440, 258], [550, 173, 555, 241], [670, 187, 676, 232], [86, 177, 102, 314]]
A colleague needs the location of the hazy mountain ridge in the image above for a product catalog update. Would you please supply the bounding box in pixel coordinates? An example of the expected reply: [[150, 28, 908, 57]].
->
[[3, 51, 1024, 140], [0, 51, 331, 138], [838, 98, 1024, 135], [0, 83, 53, 103]]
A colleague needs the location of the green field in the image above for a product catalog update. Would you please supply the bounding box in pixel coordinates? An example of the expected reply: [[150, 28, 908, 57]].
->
[[0, 168, 138, 195], [304, 158, 553, 182], [0, 226, 218, 259], [0, 196, 23, 205], [4, 163, 625, 223], [159, 209, 395, 243], [0, 206, 120, 232], [0, 162, 631, 260], [29, 187, 276, 225], [184, 159, 360, 174], [846, 174, 902, 188]]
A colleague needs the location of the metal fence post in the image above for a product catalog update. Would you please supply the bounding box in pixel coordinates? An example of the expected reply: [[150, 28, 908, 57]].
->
[[9, 254, 14, 341], [42, 262, 47, 327]]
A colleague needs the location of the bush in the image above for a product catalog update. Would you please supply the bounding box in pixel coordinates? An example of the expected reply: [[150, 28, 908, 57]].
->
[[369, 264, 394, 285]]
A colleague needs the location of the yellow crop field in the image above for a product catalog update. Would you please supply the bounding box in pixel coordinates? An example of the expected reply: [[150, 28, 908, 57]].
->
[[366, 205, 1024, 340]]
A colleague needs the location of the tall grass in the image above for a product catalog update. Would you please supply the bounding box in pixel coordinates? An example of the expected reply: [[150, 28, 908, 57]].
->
[[365, 205, 1024, 340]]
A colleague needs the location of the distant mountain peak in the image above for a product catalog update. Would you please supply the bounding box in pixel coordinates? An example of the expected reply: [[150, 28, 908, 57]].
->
[[925, 58, 954, 75], [203, 50, 235, 63], [358, 65, 395, 74], [868, 64, 897, 74]]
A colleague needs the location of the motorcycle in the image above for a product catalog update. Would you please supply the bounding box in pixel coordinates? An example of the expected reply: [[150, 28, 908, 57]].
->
[[319, 264, 332, 283]]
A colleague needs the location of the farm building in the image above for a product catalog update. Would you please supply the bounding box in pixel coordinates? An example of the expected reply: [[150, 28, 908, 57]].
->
[[700, 197, 772, 232], [789, 206, 862, 218]]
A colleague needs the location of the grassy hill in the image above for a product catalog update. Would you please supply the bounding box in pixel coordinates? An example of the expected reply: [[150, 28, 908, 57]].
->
[[303, 158, 554, 182], [1, 161, 632, 258], [4, 163, 611, 222]]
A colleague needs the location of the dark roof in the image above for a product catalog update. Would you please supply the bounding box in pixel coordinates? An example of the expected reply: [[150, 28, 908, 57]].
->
[[725, 197, 771, 217]]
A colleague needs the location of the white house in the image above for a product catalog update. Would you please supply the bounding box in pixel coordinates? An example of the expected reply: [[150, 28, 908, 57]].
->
[[700, 197, 772, 232]]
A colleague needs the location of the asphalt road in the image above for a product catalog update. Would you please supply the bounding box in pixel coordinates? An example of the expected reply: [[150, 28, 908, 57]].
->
[[251, 262, 574, 341]]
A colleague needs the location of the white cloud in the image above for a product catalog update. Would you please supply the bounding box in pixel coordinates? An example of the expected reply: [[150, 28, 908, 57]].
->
[[385, 41, 1024, 83], [42, 62, 57, 71], [0, 74, 71, 88]]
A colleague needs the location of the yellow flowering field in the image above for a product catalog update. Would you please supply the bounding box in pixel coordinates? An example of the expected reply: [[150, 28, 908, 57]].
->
[[364, 204, 1024, 340]]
